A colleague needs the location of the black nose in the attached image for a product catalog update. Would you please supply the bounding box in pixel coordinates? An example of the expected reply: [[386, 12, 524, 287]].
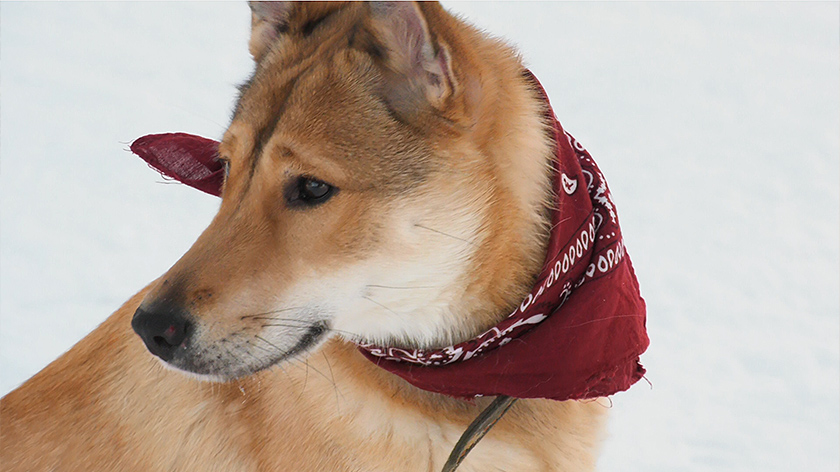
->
[[131, 305, 193, 362]]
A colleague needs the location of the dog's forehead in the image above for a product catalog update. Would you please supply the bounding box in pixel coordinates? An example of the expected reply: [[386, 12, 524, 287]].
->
[[225, 48, 435, 190], [230, 1, 363, 136]]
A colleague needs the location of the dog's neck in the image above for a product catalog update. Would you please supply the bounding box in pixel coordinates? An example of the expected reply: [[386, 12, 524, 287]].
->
[[425, 8, 556, 342]]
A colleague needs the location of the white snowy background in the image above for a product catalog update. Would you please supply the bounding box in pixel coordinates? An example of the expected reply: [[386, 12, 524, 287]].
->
[[1, 3, 837, 471]]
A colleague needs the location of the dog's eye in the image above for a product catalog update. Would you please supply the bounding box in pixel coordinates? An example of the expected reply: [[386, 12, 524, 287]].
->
[[286, 177, 336, 208], [302, 179, 331, 199]]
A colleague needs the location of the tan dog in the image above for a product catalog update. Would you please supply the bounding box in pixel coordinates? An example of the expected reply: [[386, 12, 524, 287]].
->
[[0, 2, 607, 470]]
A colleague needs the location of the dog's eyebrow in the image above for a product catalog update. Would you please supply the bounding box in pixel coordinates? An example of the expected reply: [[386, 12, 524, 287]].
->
[[217, 140, 233, 159]]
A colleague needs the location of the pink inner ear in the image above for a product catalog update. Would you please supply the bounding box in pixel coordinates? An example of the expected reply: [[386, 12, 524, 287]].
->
[[249, 1, 292, 25], [130, 133, 224, 197], [370, 2, 454, 109]]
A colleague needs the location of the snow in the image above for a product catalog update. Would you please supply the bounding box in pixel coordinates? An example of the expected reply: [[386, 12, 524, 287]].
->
[[1, 3, 837, 471]]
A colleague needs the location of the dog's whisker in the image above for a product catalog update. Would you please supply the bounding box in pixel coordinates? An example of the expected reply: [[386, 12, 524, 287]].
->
[[260, 322, 309, 328], [251, 335, 336, 391], [254, 335, 284, 353], [252, 336, 313, 387], [246, 339, 293, 382], [274, 362, 293, 383], [292, 357, 311, 400], [240, 307, 304, 320], [413, 223, 477, 247], [362, 296, 402, 318], [291, 357, 338, 391], [218, 344, 253, 391], [245, 338, 274, 355], [259, 322, 362, 340], [241, 346, 265, 365], [250, 316, 313, 323], [366, 284, 437, 290], [236, 348, 272, 388], [321, 351, 343, 414]]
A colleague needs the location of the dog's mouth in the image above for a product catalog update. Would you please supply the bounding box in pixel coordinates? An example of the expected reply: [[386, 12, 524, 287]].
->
[[155, 321, 332, 382], [276, 321, 331, 359]]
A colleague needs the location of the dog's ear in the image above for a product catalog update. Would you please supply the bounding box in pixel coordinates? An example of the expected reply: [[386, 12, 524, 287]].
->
[[367, 2, 456, 114], [248, 1, 292, 62]]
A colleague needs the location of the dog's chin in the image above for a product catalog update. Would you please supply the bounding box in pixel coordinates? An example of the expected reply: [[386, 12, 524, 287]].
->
[[154, 358, 229, 383], [155, 355, 284, 383], [155, 322, 333, 383]]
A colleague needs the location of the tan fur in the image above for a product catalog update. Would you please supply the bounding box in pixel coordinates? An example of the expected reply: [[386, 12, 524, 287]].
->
[[1, 3, 606, 470], [1, 287, 606, 471]]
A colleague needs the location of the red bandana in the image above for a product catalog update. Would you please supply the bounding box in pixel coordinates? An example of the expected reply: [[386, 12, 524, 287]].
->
[[130, 75, 648, 402]]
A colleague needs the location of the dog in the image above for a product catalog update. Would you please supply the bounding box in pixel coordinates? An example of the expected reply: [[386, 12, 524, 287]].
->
[[1, 3, 616, 470]]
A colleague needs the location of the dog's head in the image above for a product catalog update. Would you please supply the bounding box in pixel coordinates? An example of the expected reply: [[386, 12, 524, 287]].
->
[[131, 1, 552, 381]]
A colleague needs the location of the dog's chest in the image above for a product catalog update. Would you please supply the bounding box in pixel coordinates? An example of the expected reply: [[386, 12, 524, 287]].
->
[[338, 399, 545, 472]]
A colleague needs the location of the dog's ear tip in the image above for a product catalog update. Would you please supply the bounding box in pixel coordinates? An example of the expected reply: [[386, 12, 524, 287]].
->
[[248, 1, 291, 20], [248, 1, 293, 62]]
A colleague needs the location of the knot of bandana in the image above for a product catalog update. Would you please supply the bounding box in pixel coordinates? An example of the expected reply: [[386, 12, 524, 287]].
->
[[129, 72, 648, 402]]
